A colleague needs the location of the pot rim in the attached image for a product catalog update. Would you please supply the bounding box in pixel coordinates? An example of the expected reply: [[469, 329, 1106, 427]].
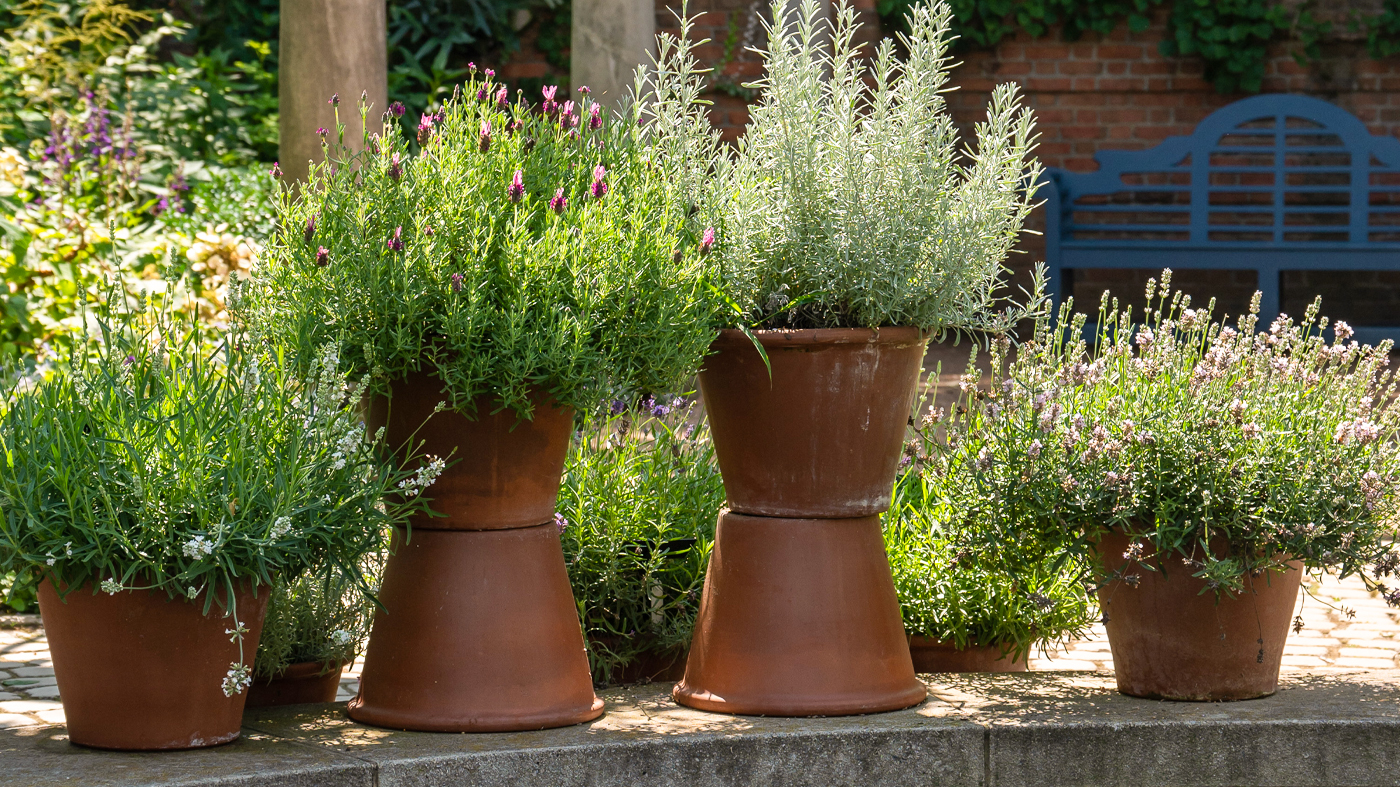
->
[[712, 326, 927, 349]]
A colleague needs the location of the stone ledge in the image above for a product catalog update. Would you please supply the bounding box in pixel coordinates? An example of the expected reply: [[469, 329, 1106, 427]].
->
[[5, 671, 1400, 786]]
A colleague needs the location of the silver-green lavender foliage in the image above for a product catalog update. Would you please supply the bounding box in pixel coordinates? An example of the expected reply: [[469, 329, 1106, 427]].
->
[[255, 67, 719, 420], [0, 290, 429, 622], [936, 270, 1400, 597], [715, 0, 1045, 330], [254, 550, 383, 680]]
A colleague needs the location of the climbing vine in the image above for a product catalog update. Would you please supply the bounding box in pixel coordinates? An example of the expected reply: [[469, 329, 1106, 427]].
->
[[877, 0, 1395, 94]]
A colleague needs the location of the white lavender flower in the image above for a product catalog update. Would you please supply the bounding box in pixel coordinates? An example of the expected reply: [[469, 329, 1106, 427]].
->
[[330, 629, 355, 646], [269, 517, 291, 539], [100, 578, 122, 594], [182, 534, 215, 559], [222, 663, 252, 697]]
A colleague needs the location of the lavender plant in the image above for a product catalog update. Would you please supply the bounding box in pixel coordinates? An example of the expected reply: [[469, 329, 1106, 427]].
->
[[0, 287, 435, 694], [714, 0, 1044, 331], [933, 270, 1400, 599], [255, 59, 719, 419]]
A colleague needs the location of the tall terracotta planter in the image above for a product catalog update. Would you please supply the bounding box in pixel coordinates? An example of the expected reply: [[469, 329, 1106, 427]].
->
[[39, 579, 269, 750], [675, 328, 928, 716], [1095, 530, 1303, 701], [907, 637, 1029, 673], [349, 370, 603, 731]]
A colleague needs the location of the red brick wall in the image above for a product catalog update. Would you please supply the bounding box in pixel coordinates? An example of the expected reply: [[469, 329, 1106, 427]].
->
[[501, 2, 1400, 323]]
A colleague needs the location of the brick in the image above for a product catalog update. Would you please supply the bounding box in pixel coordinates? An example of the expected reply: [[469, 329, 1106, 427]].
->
[[1058, 61, 1104, 75], [1097, 44, 1145, 59], [1023, 44, 1071, 60], [1096, 78, 1146, 92]]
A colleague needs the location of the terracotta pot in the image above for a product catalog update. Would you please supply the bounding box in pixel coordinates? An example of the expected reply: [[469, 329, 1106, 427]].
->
[[907, 636, 1028, 673], [1095, 530, 1302, 701], [245, 661, 344, 707], [38, 579, 269, 750], [349, 525, 604, 731], [365, 369, 575, 530], [699, 327, 927, 518], [674, 510, 927, 716]]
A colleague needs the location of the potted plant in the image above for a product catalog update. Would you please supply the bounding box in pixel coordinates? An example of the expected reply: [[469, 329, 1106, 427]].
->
[[247, 550, 383, 707], [672, 0, 1044, 716], [559, 397, 725, 685], [0, 291, 425, 750], [936, 272, 1400, 700], [886, 349, 1097, 673], [254, 58, 719, 729]]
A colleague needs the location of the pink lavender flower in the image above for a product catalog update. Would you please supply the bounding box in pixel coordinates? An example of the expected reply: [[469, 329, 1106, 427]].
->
[[478, 120, 492, 153], [577, 86, 591, 95], [304, 216, 316, 244], [451, 272, 464, 293], [495, 85, 508, 109], [388, 152, 403, 181], [417, 115, 435, 146], [315, 246, 330, 267], [507, 170, 525, 202], [316, 127, 329, 138], [270, 161, 282, 178], [700, 227, 715, 256], [328, 93, 340, 106], [559, 100, 577, 129], [542, 85, 559, 117], [387, 227, 404, 252], [485, 68, 496, 78], [588, 104, 602, 131], [468, 62, 476, 72], [549, 187, 567, 214], [589, 165, 607, 199]]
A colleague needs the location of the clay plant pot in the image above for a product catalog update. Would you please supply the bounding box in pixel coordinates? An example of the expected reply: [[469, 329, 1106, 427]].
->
[[907, 636, 1029, 673], [1095, 530, 1303, 701], [349, 525, 604, 731], [365, 369, 575, 530], [674, 511, 927, 716], [38, 579, 269, 750], [245, 661, 344, 707], [699, 327, 928, 518]]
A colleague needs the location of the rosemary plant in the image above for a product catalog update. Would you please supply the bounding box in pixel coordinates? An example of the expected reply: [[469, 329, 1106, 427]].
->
[[933, 270, 1400, 599], [715, 0, 1044, 331], [0, 288, 432, 695], [255, 61, 719, 420]]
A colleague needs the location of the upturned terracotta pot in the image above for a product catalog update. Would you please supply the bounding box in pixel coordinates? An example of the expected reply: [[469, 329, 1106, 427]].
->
[[1095, 530, 1302, 701], [38, 579, 268, 750], [349, 525, 604, 731], [674, 511, 927, 716], [907, 636, 1029, 673], [246, 661, 344, 707], [699, 327, 927, 518], [365, 369, 575, 530]]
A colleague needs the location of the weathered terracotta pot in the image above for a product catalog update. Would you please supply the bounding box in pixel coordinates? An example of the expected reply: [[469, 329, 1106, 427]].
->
[[699, 327, 927, 518], [1095, 530, 1302, 701], [907, 636, 1029, 673], [349, 525, 604, 731], [365, 369, 575, 530], [674, 511, 927, 716], [38, 579, 269, 750], [246, 661, 344, 707]]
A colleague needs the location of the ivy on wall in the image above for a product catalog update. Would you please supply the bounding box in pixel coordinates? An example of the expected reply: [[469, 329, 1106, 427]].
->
[[877, 0, 1399, 94]]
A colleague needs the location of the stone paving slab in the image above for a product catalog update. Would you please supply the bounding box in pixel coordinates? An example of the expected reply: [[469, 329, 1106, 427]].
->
[[5, 672, 1400, 786]]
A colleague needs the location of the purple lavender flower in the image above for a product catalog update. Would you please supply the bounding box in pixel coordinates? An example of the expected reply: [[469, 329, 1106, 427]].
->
[[315, 246, 330, 267], [328, 93, 340, 106], [554, 512, 568, 533], [271, 162, 282, 178], [478, 119, 492, 153], [304, 216, 317, 244], [495, 85, 509, 110], [549, 187, 567, 214], [507, 170, 525, 203], [609, 399, 626, 415], [123, 355, 135, 367], [650, 398, 670, 417], [589, 165, 608, 199], [390, 102, 407, 117], [387, 226, 404, 252], [700, 227, 716, 256], [588, 104, 602, 131], [477, 86, 489, 101], [316, 127, 329, 139], [151, 195, 169, 217], [451, 272, 464, 293]]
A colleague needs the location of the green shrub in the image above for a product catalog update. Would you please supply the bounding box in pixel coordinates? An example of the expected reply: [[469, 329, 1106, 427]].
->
[[253, 554, 381, 680], [559, 400, 724, 684]]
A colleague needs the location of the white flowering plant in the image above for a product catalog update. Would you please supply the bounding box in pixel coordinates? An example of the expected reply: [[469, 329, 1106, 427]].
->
[[711, 0, 1044, 331], [0, 285, 435, 691], [255, 53, 720, 420], [926, 270, 1400, 601], [253, 551, 383, 681]]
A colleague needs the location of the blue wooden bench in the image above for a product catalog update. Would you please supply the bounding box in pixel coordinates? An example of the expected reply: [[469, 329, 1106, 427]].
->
[[1043, 93, 1400, 344]]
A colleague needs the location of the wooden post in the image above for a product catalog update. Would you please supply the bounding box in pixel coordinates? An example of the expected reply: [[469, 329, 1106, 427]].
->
[[570, 0, 655, 111], [278, 0, 388, 185]]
